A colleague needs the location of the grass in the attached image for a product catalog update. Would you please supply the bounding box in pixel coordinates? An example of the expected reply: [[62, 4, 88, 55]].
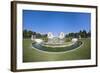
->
[[23, 38, 91, 62]]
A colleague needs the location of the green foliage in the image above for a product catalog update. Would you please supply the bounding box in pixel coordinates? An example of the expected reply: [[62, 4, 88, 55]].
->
[[23, 30, 34, 38], [23, 29, 47, 39], [66, 30, 91, 38], [23, 29, 90, 39], [65, 38, 72, 42]]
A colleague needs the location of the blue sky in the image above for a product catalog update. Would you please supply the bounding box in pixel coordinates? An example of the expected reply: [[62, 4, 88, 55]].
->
[[23, 10, 91, 36]]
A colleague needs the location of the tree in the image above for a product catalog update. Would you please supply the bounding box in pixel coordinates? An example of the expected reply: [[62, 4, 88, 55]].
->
[[87, 30, 91, 37], [82, 30, 87, 38], [23, 29, 28, 38], [79, 30, 83, 38], [65, 30, 90, 39], [36, 33, 42, 38], [28, 30, 33, 37], [23, 29, 35, 38], [74, 33, 79, 38], [79, 30, 87, 38], [68, 33, 75, 38]]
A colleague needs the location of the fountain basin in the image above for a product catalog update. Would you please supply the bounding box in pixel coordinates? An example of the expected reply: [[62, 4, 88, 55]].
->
[[42, 42, 75, 48], [32, 41, 82, 52]]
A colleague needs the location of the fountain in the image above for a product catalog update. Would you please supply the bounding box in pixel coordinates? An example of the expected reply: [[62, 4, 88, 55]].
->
[[31, 32, 82, 52], [46, 32, 65, 45]]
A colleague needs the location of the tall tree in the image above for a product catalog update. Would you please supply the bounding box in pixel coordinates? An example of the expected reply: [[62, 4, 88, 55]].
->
[[83, 30, 87, 38]]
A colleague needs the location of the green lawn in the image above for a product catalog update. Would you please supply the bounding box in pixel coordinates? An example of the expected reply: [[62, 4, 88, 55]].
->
[[23, 38, 91, 62]]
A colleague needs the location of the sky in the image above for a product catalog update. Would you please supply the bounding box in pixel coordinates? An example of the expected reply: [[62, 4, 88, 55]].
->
[[23, 10, 91, 36]]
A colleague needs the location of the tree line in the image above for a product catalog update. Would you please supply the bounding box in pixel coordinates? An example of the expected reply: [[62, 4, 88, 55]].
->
[[23, 29, 91, 39], [65, 30, 91, 38], [23, 29, 47, 38]]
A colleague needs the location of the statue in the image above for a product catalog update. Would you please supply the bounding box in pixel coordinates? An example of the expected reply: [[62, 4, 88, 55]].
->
[[31, 35, 34, 41], [47, 32, 65, 44], [31, 35, 36, 41], [47, 32, 54, 39], [59, 32, 65, 39]]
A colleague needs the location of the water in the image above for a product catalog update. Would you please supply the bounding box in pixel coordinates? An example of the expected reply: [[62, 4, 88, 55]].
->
[[32, 41, 82, 52], [47, 37, 65, 45]]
